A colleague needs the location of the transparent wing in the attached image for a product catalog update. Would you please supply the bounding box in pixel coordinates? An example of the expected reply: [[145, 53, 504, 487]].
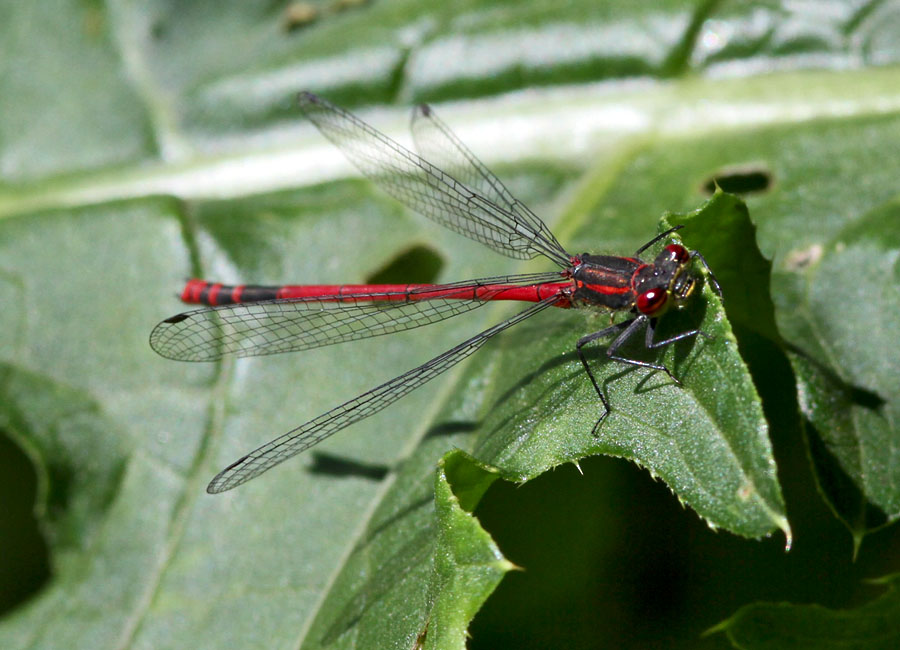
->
[[207, 296, 558, 492], [410, 103, 567, 262], [299, 92, 571, 267], [149, 272, 565, 362]]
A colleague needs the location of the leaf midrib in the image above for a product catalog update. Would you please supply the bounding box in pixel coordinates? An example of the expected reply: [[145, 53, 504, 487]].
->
[[3, 66, 900, 220]]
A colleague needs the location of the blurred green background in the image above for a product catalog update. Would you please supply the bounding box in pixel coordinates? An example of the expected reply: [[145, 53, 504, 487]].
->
[[2, 1, 899, 648]]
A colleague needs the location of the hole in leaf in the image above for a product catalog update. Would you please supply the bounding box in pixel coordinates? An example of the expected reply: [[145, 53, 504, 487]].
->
[[702, 166, 773, 195], [365, 245, 444, 285], [0, 430, 50, 616]]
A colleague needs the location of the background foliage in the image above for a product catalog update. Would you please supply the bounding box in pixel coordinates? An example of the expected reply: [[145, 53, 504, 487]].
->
[[1, 1, 899, 648]]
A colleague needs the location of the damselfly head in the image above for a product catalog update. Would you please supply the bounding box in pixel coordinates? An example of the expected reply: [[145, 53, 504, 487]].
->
[[635, 265, 697, 316], [655, 243, 698, 308]]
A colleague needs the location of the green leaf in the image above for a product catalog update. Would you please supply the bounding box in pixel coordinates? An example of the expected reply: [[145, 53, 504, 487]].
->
[[779, 205, 900, 547], [668, 190, 780, 345], [454, 191, 786, 540], [709, 573, 900, 650], [426, 452, 511, 649], [295, 451, 510, 649], [583, 88, 900, 548], [3, 1, 900, 647], [0, 363, 128, 553]]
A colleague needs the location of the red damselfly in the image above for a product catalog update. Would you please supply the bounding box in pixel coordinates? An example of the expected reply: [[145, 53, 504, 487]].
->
[[151, 92, 721, 494]]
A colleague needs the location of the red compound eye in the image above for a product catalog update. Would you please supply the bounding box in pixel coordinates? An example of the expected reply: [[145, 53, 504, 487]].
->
[[636, 288, 668, 315], [665, 243, 690, 263]]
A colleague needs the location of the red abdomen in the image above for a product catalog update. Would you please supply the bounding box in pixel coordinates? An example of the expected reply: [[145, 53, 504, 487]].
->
[[179, 279, 573, 307]]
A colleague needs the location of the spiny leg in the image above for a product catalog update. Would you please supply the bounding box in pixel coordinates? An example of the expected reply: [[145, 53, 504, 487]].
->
[[577, 313, 713, 433], [644, 315, 715, 358], [576, 316, 646, 434]]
